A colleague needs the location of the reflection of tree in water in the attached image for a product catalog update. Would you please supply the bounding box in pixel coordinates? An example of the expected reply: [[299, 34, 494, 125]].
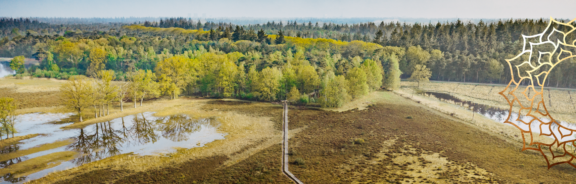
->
[[68, 121, 125, 165], [0, 145, 27, 183], [67, 113, 207, 166], [156, 115, 203, 142], [131, 113, 160, 145]]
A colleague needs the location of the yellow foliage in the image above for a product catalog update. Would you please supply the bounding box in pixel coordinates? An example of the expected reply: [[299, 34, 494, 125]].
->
[[123, 25, 209, 36]]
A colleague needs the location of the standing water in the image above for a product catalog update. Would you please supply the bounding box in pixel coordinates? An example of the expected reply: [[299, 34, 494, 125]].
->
[[423, 92, 576, 143], [0, 112, 227, 183], [0, 62, 15, 78]]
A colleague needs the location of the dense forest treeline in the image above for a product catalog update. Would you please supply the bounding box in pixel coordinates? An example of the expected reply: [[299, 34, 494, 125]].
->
[[1, 17, 576, 90]]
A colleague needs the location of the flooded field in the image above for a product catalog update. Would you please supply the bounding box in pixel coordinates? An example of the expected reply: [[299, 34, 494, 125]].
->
[[0, 112, 226, 183], [422, 91, 576, 144]]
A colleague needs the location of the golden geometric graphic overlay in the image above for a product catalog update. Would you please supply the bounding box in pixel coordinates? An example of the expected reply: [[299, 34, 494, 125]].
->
[[499, 17, 576, 169]]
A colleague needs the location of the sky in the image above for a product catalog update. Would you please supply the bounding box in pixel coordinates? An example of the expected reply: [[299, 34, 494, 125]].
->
[[0, 0, 574, 19]]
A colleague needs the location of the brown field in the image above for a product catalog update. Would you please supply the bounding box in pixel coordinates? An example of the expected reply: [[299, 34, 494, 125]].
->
[[28, 91, 576, 184]]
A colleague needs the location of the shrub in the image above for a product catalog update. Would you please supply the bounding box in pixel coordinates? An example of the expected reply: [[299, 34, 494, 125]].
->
[[294, 157, 305, 165], [354, 138, 365, 145], [299, 94, 309, 104]]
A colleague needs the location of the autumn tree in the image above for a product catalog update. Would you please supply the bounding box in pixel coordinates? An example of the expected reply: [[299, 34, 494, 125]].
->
[[61, 76, 93, 122], [0, 97, 17, 139]]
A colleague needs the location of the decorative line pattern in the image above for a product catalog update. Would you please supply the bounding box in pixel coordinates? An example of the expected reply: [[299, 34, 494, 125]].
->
[[499, 17, 576, 169]]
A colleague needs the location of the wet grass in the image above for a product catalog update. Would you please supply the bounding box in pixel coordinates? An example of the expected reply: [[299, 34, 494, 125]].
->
[[0, 151, 77, 178], [0, 134, 40, 149], [0, 139, 74, 162]]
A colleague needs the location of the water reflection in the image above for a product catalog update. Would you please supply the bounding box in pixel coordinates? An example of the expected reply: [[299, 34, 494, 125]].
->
[[0, 112, 226, 183], [67, 113, 225, 166], [424, 92, 576, 142]]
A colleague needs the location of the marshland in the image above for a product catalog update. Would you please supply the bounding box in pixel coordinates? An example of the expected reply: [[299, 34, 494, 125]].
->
[[0, 5, 576, 183]]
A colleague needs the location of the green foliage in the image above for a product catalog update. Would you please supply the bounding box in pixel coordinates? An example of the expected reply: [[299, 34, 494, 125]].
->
[[319, 72, 349, 108], [346, 67, 369, 99], [409, 64, 432, 88], [10, 56, 25, 74], [0, 97, 17, 139], [384, 54, 402, 90], [361, 59, 384, 91]]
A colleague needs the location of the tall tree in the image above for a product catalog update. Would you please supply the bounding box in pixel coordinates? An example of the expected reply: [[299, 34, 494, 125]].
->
[[409, 64, 432, 88], [61, 76, 94, 122], [0, 97, 17, 139], [9, 55, 25, 74]]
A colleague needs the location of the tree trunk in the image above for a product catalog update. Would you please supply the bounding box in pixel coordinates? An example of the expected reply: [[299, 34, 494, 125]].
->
[[134, 97, 137, 108], [79, 110, 83, 122], [107, 104, 109, 116], [120, 100, 124, 112]]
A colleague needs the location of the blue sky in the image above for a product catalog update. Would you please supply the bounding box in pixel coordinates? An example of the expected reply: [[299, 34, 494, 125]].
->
[[0, 0, 574, 19]]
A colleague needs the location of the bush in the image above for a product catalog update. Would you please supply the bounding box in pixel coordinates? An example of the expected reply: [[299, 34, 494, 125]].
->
[[299, 94, 309, 104], [354, 138, 365, 145], [294, 157, 305, 166]]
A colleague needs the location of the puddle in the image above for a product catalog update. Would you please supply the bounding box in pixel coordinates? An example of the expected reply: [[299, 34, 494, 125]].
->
[[0, 112, 227, 183], [423, 92, 576, 142]]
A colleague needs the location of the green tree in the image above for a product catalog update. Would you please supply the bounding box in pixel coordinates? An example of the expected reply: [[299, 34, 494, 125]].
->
[[319, 72, 349, 108], [10, 56, 25, 74], [275, 30, 285, 44], [0, 97, 17, 139], [97, 70, 118, 116], [258, 67, 282, 101], [217, 60, 238, 97], [384, 54, 402, 90], [61, 76, 94, 122], [361, 59, 384, 91], [87, 47, 108, 77], [405, 46, 431, 76], [287, 86, 300, 102], [409, 64, 432, 88], [298, 65, 320, 94], [487, 59, 503, 83], [257, 29, 268, 43], [346, 67, 369, 99]]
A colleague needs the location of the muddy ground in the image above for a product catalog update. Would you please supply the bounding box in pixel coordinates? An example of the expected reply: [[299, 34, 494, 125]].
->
[[45, 92, 575, 183]]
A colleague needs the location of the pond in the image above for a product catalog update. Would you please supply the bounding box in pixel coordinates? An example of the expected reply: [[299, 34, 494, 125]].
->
[[0, 112, 226, 183], [423, 91, 576, 144]]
